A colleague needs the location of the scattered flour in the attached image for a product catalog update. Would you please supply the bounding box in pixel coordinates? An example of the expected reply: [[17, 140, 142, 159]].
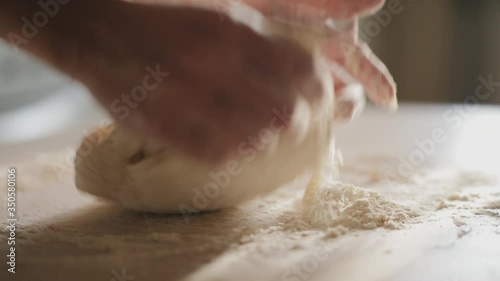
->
[[437, 186, 500, 212], [447, 193, 480, 201], [2, 152, 500, 281], [452, 217, 472, 238]]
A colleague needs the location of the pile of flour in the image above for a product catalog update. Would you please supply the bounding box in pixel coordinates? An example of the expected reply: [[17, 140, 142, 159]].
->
[[184, 181, 421, 281], [300, 182, 419, 230]]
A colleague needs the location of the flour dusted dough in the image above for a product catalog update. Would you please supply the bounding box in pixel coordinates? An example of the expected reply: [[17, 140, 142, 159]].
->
[[75, 7, 336, 213]]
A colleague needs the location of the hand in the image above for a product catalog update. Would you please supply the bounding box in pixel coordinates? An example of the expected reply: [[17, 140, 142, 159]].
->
[[51, 1, 322, 162], [166, 0, 397, 119], [241, 0, 398, 119]]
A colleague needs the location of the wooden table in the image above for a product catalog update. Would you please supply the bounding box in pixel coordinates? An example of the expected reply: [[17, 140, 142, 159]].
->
[[1, 104, 499, 281]]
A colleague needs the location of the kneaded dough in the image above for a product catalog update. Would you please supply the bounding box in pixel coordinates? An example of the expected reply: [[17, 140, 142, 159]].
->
[[74, 6, 336, 213]]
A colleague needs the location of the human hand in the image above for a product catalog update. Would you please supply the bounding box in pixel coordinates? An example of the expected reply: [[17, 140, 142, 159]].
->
[[240, 0, 397, 120], [58, 2, 323, 162]]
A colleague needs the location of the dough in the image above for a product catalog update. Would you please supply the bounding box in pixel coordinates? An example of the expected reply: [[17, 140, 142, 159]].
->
[[74, 5, 397, 216], [75, 6, 335, 213]]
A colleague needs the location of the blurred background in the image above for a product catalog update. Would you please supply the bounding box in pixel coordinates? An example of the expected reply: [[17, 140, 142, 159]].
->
[[0, 0, 499, 146], [367, 0, 500, 104]]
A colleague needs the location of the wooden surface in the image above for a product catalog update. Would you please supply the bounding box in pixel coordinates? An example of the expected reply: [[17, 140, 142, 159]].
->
[[0, 104, 499, 281]]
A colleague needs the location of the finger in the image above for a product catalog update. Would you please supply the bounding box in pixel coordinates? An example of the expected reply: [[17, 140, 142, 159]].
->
[[330, 61, 366, 121], [322, 37, 397, 111], [242, 0, 386, 21]]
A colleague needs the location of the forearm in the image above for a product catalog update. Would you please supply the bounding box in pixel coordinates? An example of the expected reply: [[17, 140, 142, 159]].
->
[[0, 0, 113, 75]]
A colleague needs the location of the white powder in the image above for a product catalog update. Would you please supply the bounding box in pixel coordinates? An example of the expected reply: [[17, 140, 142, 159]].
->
[[301, 181, 419, 230], [447, 193, 480, 201], [184, 182, 420, 281]]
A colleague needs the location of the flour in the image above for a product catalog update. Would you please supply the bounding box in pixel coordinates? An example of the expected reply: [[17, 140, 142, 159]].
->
[[437, 184, 500, 212], [301, 181, 419, 230], [486, 200, 500, 209], [216, 180, 420, 269], [447, 193, 480, 201], [183, 181, 420, 281]]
